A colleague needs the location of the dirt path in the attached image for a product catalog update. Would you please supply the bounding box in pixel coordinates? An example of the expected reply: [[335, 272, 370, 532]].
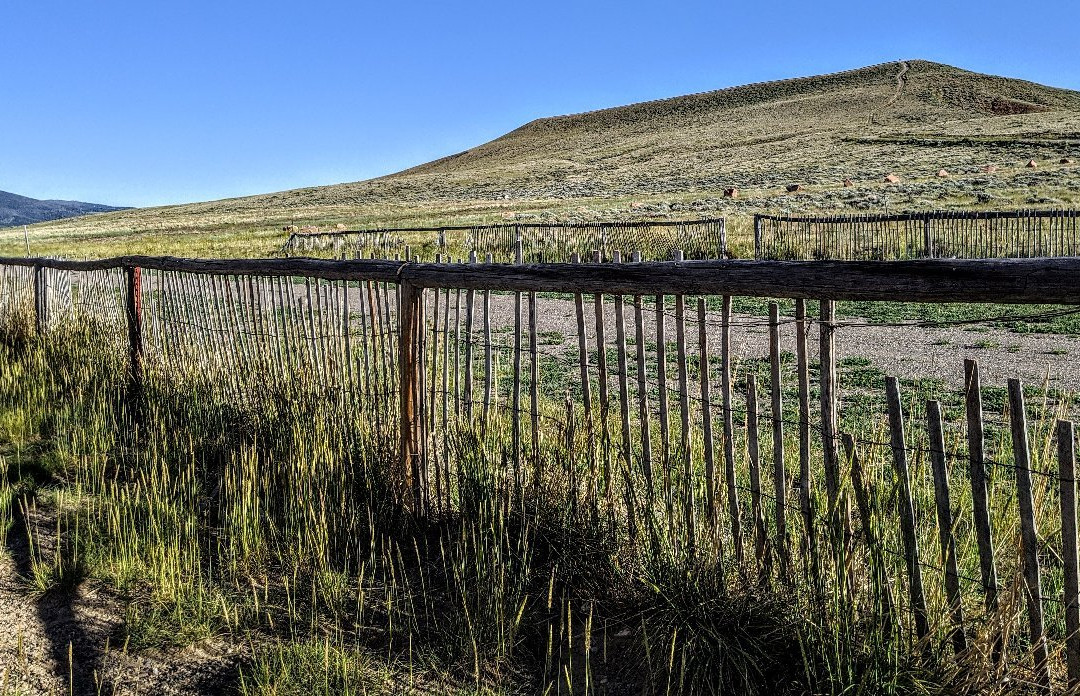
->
[[883, 60, 909, 108]]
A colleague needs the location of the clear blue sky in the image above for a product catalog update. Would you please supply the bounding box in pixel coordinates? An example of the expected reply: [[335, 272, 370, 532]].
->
[[2, 1, 1078, 208]]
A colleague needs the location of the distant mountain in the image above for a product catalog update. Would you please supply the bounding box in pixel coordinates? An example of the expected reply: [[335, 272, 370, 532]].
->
[[0, 190, 129, 227]]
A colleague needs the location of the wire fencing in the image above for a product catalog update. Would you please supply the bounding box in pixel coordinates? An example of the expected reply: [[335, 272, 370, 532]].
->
[[9, 253, 1080, 691]]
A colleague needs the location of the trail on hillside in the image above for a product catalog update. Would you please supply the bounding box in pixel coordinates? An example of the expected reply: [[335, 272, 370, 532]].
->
[[883, 60, 909, 108]]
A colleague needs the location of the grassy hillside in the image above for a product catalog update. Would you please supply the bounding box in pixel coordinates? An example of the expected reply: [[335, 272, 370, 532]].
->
[[5, 60, 1080, 258]]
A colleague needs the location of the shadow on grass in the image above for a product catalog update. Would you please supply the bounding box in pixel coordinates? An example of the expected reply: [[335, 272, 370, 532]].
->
[[6, 489, 114, 695]]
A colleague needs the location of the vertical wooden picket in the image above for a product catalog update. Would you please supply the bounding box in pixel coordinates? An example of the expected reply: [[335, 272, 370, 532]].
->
[[1009, 379, 1051, 692], [768, 302, 788, 575], [927, 399, 967, 654], [1060, 419, 1080, 689], [885, 377, 929, 641], [965, 359, 999, 614]]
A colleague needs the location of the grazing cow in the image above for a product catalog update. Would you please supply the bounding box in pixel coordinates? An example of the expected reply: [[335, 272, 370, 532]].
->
[[723, 187, 738, 198], [883, 173, 901, 184], [786, 184, 802, 193]]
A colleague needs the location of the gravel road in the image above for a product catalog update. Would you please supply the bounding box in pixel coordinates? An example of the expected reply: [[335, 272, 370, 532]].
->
[[465, 291, 1080, 393]]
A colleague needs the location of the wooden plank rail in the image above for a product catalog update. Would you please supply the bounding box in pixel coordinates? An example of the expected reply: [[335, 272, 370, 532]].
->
[[399, 258, 1080, 302], [9, 256, 1080, 304]]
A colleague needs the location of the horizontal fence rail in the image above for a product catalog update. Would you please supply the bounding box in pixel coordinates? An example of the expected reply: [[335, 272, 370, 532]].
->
[[755, 209, 1080, 261], [7, 255, 1080, 303], [9, 252, 1080, 690], [282, 218, 728, 262]]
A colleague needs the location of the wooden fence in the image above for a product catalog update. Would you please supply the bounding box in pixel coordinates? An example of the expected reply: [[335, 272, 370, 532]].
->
[[282, 217, 727, 262], [8, 253, 1080, 691], [755, 209, 1080, 260]]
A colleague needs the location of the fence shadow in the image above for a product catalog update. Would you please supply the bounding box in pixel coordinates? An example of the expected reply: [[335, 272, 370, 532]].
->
[[5, 490, 116, 695]]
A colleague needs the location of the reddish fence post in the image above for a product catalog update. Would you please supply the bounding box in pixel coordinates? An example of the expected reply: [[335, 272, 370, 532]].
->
[[125, 266, 144, 400], [33, 264, 46, 334]]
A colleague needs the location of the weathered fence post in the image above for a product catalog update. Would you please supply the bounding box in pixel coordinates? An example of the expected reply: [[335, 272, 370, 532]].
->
[[769, 302, 788, 576], [463, 251, 476, 420], [698, 297, 716, 527], [820, 299, 839, 513], [964, 359, 1001, 667], [795, 299, 816, 571], [482, 253, 493, 433], [753, 215, 763, 260], [125, 266, 144, 400], [570, 253, 595, 502], [1010, 378, 1051, 692], [613, 252, 637, 540], [964, 359, 999, 611], [33, 264, 46, 334], [398, 278, 423, 511], [632, 253, 653, 497], [927, 399, 967, 654], [593, 250, 612, 499], [885, 376, 929, 642], [1060, 418, 1080, 690], [513, 241, 523, 486], [721, 295, 743, 563]]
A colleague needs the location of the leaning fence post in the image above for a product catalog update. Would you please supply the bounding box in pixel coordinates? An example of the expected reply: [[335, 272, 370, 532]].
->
[[964, 359, 999, 615], [398, 277, 423, 511], [1010, 378, 1051, 692], [1060, 418, 1080, 690], [927, 399, 967, 654], [125, 266, 144, 400], [885, 376, 930, 642]]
